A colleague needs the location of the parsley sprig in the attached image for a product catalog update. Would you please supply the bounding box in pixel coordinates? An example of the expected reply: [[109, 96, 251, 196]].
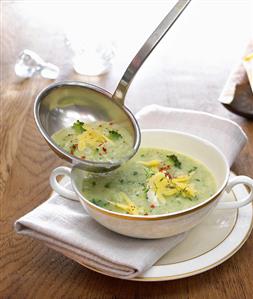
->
[[72, 120, 86, 134], [167, 154, 181, 169], [108, 130, 122, 140]]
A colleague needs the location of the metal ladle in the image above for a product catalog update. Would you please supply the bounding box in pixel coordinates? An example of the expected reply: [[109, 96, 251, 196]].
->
[[34, 0, 191, 172]]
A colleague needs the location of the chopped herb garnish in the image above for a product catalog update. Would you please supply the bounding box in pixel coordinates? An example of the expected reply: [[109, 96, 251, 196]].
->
[[104, 182, 111, 188], [188, 166, 197, 174], [133, 171, 138, 176], [167, 154, 181, 169], [95, 148, 99, 152], [186, 197, 193, 201], [119, 179, 124, 184], [72, 120, 85, 134], [195, 178, 200, 182], [143, 185, 150, 194], [91, 198, 105, 207], [108, 130, 122, 140], [144, 168, 155, 178], [141, 154, 145, 157], [92, 181, 96, 186]]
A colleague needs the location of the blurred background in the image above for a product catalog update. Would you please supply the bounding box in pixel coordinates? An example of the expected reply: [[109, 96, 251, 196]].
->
[[2, 0, 252, 116]]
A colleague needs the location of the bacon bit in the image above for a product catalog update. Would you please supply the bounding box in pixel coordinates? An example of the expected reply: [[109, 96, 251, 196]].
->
[[99, 124, 102, 127], [99, 153, 102, 156], [70, 144, 78, 151], [102, 147, 107, 153], [109, 122, 113, 125], [81, 156, 86, 159], [150, 204, 155, 208], [159, 165, 172, 179], [165, 172, 172, 179], [98, 143, 103, 147], [70, 143, 78, 155], [159, 165, 170, 172]]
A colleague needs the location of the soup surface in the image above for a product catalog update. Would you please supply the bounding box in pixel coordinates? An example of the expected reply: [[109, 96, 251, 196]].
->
[[52, 120, 133, 162], [81, 148, 217, 215]]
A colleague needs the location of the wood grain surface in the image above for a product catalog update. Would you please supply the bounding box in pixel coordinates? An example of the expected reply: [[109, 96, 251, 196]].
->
[[1, 1, 253, 298]]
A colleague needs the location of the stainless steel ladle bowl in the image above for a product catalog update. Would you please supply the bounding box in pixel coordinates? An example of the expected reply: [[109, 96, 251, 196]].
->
[[34, 0, 191, 172]]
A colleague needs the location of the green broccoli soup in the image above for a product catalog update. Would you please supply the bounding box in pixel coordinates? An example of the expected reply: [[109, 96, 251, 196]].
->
[[52, 120, 133, 162], [81, 148, 217, 216]]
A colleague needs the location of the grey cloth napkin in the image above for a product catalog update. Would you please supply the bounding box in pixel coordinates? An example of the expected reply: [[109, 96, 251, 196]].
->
[[15, 192, 185, 279], [15, 106, 247, 279], [136, 105, 247, 167]]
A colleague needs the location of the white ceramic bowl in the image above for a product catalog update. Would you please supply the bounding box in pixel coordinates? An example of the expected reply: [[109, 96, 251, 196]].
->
[[50, 130, 253, 239]]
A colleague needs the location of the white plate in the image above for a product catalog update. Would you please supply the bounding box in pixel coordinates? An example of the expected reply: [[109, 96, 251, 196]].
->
[[134, 172, 253, 281], [56, 172, 253, 281]]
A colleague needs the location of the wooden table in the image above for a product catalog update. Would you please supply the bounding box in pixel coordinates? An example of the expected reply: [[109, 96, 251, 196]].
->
[[1, 1, 253, 298]]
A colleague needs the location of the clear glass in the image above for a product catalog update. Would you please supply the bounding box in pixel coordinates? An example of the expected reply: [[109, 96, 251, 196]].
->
[[65, 32, 115, 76], [15, 50, 59, 79]]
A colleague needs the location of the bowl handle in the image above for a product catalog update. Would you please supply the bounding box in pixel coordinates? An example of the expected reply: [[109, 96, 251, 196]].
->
[[50, 166, 79, 201], [216, 176, 253, 209]]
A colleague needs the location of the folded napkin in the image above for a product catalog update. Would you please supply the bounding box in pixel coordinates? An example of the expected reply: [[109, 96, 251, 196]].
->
[[136, 105, 247, 167], [15, 106, 247, 279], [218, 41, 253, 105]]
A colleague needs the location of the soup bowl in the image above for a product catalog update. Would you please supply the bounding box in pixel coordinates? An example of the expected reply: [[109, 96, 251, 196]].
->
[[50, 130, 253, 239]]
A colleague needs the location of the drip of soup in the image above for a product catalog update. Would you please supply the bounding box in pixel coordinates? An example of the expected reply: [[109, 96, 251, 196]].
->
[[81, 148, 217, 216], [52, 120, 133, 162]]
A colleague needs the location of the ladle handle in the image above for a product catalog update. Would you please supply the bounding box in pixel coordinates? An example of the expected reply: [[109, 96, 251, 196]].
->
[[112, 0, 191, 105]]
